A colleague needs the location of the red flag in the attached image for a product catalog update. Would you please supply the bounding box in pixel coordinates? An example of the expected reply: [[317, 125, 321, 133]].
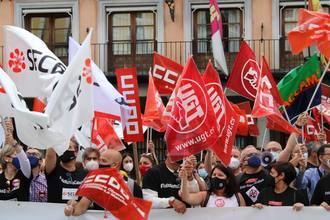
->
[[91, 117, 126, 152], [231, 102, 249, 136], [153, 52, 183, 95], [165, 57, 220, 162], [116, 68, 144, 142], [303, 116, 320, 141], [226, 41, 261, 100], [237, 101, 259, 136], [76, 168, 152, 220], [321, 83, 330, 102], [288, 9, 330, 59], [252, 70, 298, 134], [261, 56, 284, 105], [143, 72, 166, 132], [266, 115, 300, 134], [202, 62, 239, 165], [32, 98, 46, 113]]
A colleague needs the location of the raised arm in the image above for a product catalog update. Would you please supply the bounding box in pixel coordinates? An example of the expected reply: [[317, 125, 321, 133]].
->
[[45, 147, 57, 174]]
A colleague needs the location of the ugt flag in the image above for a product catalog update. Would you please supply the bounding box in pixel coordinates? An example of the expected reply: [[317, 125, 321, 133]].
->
[[202, 62, 238, 165], [226, 41, 261, 100], [3, 25, 64, 97], [76, 168, 152, 220], [209, 0, 228, 75], [277, 54, 321, 122], [165, 57, 220, 162]]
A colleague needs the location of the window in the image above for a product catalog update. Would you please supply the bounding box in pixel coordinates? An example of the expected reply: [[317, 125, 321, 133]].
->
[[108, 11, 155, 75], [25, 13, 71, 64]]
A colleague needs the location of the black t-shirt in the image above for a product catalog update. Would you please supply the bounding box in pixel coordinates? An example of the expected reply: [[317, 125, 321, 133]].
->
[[311, 174, 330, 205], [0, 170, 31, 201], [257, 187, 308, 206], [239, 169, 272, 206], [142, 163, 181, 200], [46, 163, 87, 203]]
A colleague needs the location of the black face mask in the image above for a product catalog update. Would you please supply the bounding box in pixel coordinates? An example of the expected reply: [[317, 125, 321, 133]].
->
[[60, 150, 76, 163], [99, 164, 112, 169], [210, 177, 226, 191], [269, 175, 278, 188]]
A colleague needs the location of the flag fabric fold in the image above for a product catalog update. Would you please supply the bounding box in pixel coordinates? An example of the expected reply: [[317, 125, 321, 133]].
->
[[165, 57, 220, 162], [209, 0, 228, 75]]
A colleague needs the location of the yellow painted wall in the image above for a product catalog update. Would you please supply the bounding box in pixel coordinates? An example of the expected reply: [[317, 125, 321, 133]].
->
[[79, 0, 97, 44], [0, 0, 14, 46]]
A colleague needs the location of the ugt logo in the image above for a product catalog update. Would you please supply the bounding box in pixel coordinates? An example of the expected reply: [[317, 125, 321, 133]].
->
[[205, 83, 226, 136], [82, 58, 92, 84], [8, 48, 26, 73], [169, 79, 206, 134], [241, 59, 260, 98]]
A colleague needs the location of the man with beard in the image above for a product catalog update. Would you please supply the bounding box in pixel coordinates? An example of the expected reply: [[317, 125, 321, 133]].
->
[[45, 137, 87, 203]]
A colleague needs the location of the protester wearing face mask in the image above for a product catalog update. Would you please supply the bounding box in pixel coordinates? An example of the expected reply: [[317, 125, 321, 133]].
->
[[0, 142, 31, 201], [311, 169, 330, 211], [139, 153, 155, 178], [64, 149, 142, 216], [196, 162, 208, 180], [26, 148, 47, 202], [45, 137, 88, 203], [180, 163, 245, 207], [82, 147, 100, 171], [142, 154, 187, 214], [121, 153, 136, 180], [229, 148, 241, 177], [306, 141, 321, 170], [253, 162, 308, 210], [297, 144, 330, 202], [289, 144, 308, 175], [239, 146, 272, 206]]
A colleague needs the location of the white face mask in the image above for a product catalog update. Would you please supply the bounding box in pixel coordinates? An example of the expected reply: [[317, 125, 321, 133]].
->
[[85, 160, 99, 171], [229, 157, 240, 169], [270, 151, 280, 161], [303, 153, 308, 160], [326, 159, 330, 168], [123, 162, 134, 172]]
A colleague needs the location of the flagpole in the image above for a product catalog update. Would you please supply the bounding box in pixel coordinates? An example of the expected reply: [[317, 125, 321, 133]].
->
[[133, 142, 141, 186], [146, 128, 150, 154], [261, 128, 267, 152], [282, 105, 299, 144], [305, 60, 330, 112]]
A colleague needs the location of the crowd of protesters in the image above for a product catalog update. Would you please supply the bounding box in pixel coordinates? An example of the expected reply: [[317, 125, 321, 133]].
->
[[1, 113, 330, 217]]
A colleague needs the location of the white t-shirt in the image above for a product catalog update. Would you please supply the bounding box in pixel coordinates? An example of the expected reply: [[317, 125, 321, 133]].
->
[[206, 194, 239, 208]]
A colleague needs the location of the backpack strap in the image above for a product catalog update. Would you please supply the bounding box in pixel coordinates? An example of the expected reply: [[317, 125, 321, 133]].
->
[[202, 191, 212, 207]]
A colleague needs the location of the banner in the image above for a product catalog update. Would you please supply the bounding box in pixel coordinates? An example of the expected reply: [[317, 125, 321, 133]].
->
[[237, 101, 259, 136], [202, 62, 238, 165], [165, 57, 220, 161], [209, 0, 228, 75], [226, 41, 261, 100], [116, 68, 144, 142], [3, 25, 64, 97], [152, 52, 183, 95], [76, 168, 152, 220], [1, 201, 330, 220], [0, 74, 14, 117]]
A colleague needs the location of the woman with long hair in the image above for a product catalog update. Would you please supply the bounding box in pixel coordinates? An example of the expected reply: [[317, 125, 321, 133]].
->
[[180, 163, 245, 207]]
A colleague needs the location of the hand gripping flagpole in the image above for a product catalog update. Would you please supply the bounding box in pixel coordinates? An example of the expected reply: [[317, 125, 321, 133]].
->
[[305, 59, 330, 113]]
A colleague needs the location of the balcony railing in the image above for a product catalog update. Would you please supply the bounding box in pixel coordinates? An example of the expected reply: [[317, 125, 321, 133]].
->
[[0, 38, 305, 77]]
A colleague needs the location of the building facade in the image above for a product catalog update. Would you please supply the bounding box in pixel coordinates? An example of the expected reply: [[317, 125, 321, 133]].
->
[[0, 0, 329, 157]]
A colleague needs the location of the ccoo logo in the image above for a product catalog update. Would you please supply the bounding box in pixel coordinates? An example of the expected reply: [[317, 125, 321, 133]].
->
[[241, 59, 260, 98], [168, 79, 207, 134]]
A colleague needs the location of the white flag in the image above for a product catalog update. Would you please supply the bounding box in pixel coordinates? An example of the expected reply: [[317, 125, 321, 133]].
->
[[0, 70, 14, 117], [69, 37, 130, 125], [3, 25, 65, 97], [12, 32, 93, 154]]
